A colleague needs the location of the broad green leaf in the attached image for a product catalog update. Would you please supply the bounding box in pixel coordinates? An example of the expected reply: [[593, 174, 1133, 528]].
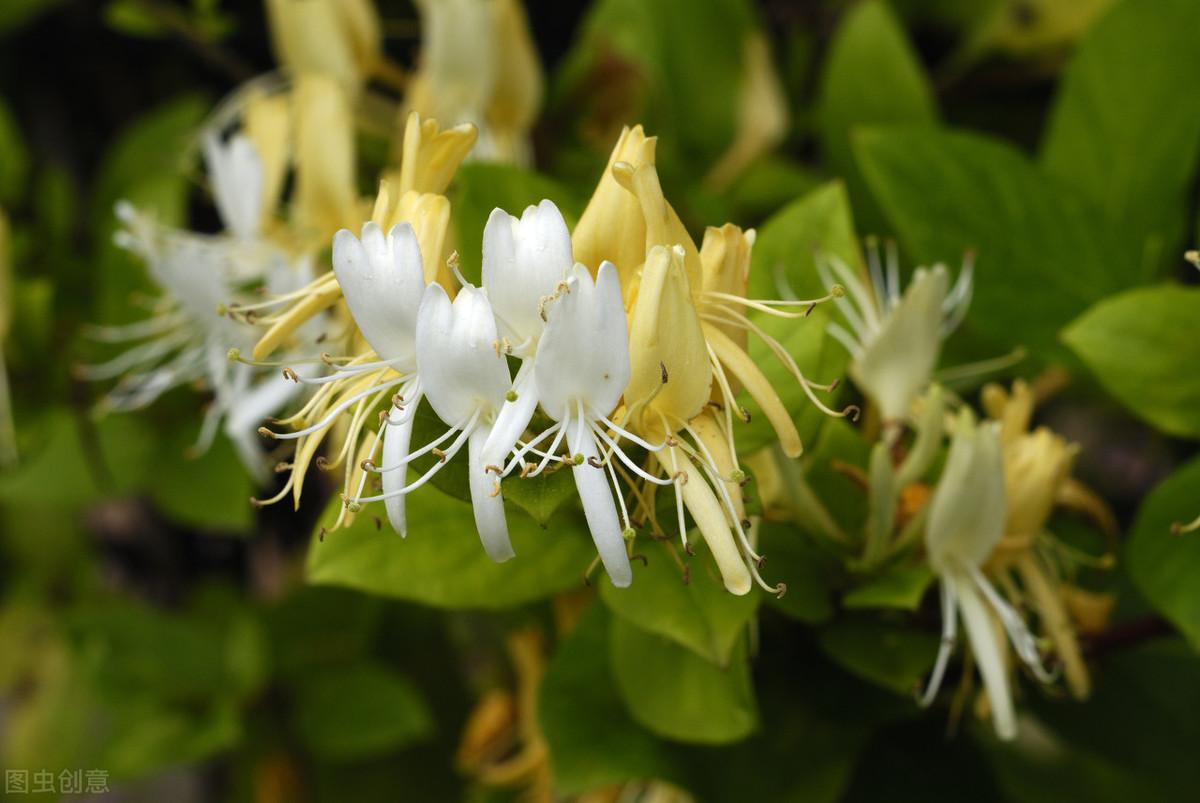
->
[[100, 699, 241, 780], [306, 491, 595, 609], [104, 0, 170, 38], [609, 616, 758, 744], [843, 564, 934, 612], [539, 605, 684, 794], [449, 163, 581, 284], [599, 539, 759, 666], [1040, 0, 1200, 277], [758, 521, 837, 623], [291, 662, 433, 761], [818, 617, 937, 694], [264, 586, 381, 681], [553, 0, 757, 177], [817, 0, 936, 231], [736, 182, 861, 455], [0, 98, 29, 206], [1125, 456, 1200, 648], [1063, 285, 1200, 438], [857, 127, 1129, 358]]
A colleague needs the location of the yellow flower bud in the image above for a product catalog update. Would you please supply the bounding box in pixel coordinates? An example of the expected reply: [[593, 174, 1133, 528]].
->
[[391, 112, 479, 197], [572, 125, 654, 288], [242, 90, 291, 228], [625, 245, 712, 440]]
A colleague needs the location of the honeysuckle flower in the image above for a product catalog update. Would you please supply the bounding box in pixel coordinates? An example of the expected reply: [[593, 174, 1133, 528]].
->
[[79, 131, 310, 482], [246, 113, 472, 364], [265, 0, 381, 94], [478, 199, 574, 473], [515, 261, 646, 587], [406, 0, 542, 165], [293, 74, 362, 239], [571, 125, 657, 286], [981, 379, 1113, 701], [820, 243, 973, 433], [921, 409, 1054, 741]]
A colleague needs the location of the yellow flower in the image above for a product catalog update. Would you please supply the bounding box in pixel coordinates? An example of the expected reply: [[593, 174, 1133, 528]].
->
[[406, 0, 543, 164], [293, 74, 362, 240], [264, 0, 382, 94]]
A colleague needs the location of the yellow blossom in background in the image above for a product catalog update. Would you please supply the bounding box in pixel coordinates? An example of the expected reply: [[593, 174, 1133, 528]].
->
[[264, 0, 382, 93]]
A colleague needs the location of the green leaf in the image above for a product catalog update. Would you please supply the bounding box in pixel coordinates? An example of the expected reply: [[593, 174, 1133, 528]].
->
[[857, 127, 1129, 358], [103, 0, 170, 38], [1125, 456, 1200, 648], [736, 182, 861, 455], [609, 616, 758, 744], [555, 0, 757, 174], [100, 699, 241, 780], [449, 164, 581, 284], [843, 564, 934, 612], [600, 539, 759, 665], [291, 662, 433, 761], [1063, 284, 1200, 438], [306, 490, 595, 609], [539, 605, 684, 794], [758, 521, 837, 623], [818, 617, 937, 694], [148, 432, 255, 532], [817, 0, 936, 231], [0, 97, 29, 206], [1040, 0, 1200, 277]]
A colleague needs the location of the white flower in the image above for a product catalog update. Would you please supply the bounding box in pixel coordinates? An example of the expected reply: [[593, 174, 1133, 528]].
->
[[344, 280, 516, 562], [80, 133, 308, 482], [330, 221, 428, 535], [820, 244, 972, 426], [516, 261, 641, 587], [921, 410, 1053, 741], [478, 199, 573, 475]]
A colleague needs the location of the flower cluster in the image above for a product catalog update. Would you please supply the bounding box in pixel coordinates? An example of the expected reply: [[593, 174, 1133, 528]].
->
[[254, 124, 849, 594]]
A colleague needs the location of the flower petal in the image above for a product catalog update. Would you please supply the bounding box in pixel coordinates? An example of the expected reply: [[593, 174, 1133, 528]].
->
[[416, 283, 511, 426], [468, 424, 514, 562], [382, 402, 418, 536], [332, 221, 425, 367], [567, 423, 631, 588], [202, 133, 264, 241], [482, 199, 572, 349]]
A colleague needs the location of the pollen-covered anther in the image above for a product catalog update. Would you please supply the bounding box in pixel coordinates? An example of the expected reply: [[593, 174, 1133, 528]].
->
[[489, 479, 502, 498], [274, 461, 291, 473], [432, 447, 448, 463], [673, 470, 688, 485], [660, 361, 669, 384], [257, 426, 277, 439], [282, 367, 300, 383], [315, 456, 331, 470], [587, 455, 604, 469], [361, 459, 378, 472], [738, 406, 752, 423], [485, 464, 503, 475], [773, 582, 787, 600]]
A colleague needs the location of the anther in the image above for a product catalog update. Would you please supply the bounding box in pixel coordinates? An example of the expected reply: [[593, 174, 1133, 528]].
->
[[257, 427, 277, 439], [315, 456, 330, 470], [660, 361, 669, 384], [361, 459, 377, 472], [738, 406, 752, 423], [392, 393, 405, 407], [828, 378, 841, 392], [490, 479, 502, 498], [432, 447, 447, 463], [227, 347, 241, 361], [741, 518, 752, 531], [774, 583, 787, 599], [485, 464, 503, 475], [1186, 250, 1199, 267], [630, 554, 649, 566], [274, 462, 291, 473], [587, 456, 604, 469], [673, 471, 688, 485], [282, 367, 299, 383], [319, 527, 326, 542], [374, 517, 382, 530], [844, 404, 862, 422]]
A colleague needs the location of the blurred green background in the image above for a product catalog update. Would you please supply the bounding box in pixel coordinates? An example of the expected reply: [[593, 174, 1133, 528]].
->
[[2, 0, 1200, 801]]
